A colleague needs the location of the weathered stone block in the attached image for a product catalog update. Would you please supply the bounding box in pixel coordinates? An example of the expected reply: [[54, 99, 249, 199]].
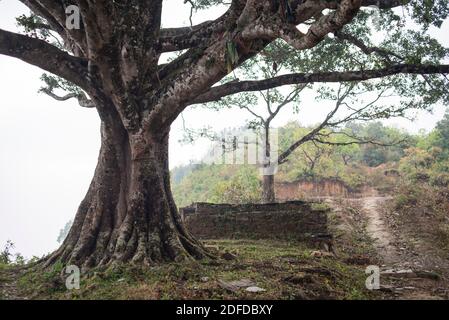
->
[[181, 201, 329, 241]]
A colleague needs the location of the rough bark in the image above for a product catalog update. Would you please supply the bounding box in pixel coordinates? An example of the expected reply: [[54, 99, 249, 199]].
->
[[45, 109, 207, 268], [262, 174, 276, 203], [261, 124, 276, 203]]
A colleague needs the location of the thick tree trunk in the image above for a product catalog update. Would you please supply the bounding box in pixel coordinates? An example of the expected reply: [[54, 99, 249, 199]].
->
[[45, 112, 207, 268], [262, 174, 276, 203], [261, 124, 276, 203]]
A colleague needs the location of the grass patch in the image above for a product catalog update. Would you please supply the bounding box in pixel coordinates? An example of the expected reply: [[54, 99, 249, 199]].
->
[[9, 240, 376, 300]]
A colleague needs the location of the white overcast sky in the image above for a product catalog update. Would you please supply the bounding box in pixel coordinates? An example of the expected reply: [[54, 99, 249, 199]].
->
[[0, 1, 448, 258]]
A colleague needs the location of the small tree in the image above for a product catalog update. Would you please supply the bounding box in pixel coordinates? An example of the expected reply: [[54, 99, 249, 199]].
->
[[57, 220, 74, 244], [0, 240, 15, 265], [434, 111, 449, 159]]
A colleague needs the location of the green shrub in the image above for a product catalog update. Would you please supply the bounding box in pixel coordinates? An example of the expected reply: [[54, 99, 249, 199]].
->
[[430, 172, 449, 187], [394, 184, 419, 209], [408, 171, 430, 182], [395, 194, 413, 209], [210, 166, 261, 204]]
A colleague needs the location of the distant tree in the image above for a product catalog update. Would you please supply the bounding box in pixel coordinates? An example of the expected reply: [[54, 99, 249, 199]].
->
[[334, 139, 361, 166], [173, 122, 372, 204], [434, 111, 449, 158], [399, 147, 435, 181], [57, 220, 73, 244], [171, 163, 203, 184], [398, 111, 449, 186], [210, 166, 261, 204], [172, 163, 245, 206], [347, 122, 411, 166], [0, 240, 15, 265]]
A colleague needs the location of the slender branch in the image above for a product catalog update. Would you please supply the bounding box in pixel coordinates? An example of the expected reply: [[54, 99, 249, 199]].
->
[[41, 89, 95, 108], [277, 94, 344, 164], [276, 82, 387, 164], [313, 131, 408, 147], [192, 64, 449, 104], [240, 104, 266, 123], [334, 31, 403, 62], [270, 85, 306, 119]]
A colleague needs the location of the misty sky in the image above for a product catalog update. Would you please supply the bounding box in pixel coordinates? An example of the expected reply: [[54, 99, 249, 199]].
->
[[0, 1, 448, 258]]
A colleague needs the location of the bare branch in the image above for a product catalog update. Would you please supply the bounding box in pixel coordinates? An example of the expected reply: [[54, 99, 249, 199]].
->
[[313, 130, 409, 147], [240, 104, 266, 123], [270, 84, 306, 119]]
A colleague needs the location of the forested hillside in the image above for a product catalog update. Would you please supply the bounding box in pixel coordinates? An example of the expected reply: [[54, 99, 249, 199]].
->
[[171, 117, 443, 206]]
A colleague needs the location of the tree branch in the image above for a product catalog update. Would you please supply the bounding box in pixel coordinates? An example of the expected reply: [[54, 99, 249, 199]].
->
[[275, 81, 398, 164], [360, 0, 410, 9], [334, 30, 403, 62], [277, 94, 344, 164], [18, 0, 65, 34], [19, 0, 87, 56], [192, 64, 449, 104], [159, 19, 228, 52], [41, 89, 95, 108], [313, 130, 408, 147], [270, 85, 306, 120], [0, 29, 89, 90]]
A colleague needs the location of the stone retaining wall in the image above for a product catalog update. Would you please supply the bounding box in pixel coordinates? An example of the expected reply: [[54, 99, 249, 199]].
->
[[181, 201, 329, 241]]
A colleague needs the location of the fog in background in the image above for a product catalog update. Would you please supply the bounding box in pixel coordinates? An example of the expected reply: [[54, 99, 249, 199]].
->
[[0, 1, 447, 258]]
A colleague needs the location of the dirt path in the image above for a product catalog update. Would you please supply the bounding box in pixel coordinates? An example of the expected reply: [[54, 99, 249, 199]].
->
[[358, 196, 448, 299], [362, 196, 400, 265]]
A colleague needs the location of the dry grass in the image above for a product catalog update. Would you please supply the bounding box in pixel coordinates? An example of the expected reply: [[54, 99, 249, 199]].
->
[[8, 240, 377, 300]]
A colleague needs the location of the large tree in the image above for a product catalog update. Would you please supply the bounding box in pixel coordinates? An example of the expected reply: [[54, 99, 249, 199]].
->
[[1, 0, 448, 268]]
